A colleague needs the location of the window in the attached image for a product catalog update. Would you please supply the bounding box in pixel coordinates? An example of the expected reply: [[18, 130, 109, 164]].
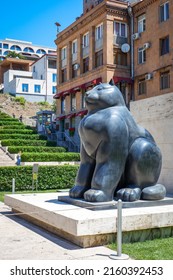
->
[[61, 68, 67, 83], [34, 85, 41, 93], [160, 2, 169, 22], [0, 43, 2, 48], [3, 43, 9, 49], [23, 47, 34, 53], [72, 40, 77, 54], [72, 64, 78, 78], [160, 36, 169, 55], [52, 86, 56, 94], [36, 49, 46, 54], [114, 49, 127, 66], [22, 84, 28, 92], [61, 46, 67, 60], [52, 73, 57, 82], [61, 97, 66, 114], [71, 93, 76, 111], [160, 71, 170, 89], [82, 32, 89, 47], [10, 45, 21, 51], [95, 50, 103, 67], [138, 79, 146, 95], [138, 14, 146, 33], [83, 57, 89, 73], [48, 60, 56, 69], [138, 47, 146, 64], [81, 89, 86, 108], [95, 23, 103, 40], [114, 22, 127, 37]]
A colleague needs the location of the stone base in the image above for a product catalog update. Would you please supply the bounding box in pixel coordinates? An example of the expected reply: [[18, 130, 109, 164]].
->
[[58, 195, 173, 210], [4, 192, 173, 248]]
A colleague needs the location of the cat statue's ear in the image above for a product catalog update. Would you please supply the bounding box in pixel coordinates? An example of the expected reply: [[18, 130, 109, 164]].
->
[[109, 79, 115, 86]]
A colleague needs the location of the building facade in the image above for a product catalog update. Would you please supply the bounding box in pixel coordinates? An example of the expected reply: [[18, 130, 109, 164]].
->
[[0, 38, 56, 61], [54, 0, 132, 150], [3, 54, 57, 103], [132, 0, 173, 100]]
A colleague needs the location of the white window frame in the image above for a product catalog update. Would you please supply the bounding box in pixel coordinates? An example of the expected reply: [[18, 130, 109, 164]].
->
[[138, 14, 146, 33], [95, 23, 103, 41], [160, 1, 169, 22], [72, 39, 77, 54], [82, 32, 89, 48], [138, 47, 146, 64], [61, 46, 67, 60], [113, 21, 127, 38]]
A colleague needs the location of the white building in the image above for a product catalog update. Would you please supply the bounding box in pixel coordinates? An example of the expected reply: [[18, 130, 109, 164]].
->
[[4, 54, 57, 104], [0, 38, 56, 61]]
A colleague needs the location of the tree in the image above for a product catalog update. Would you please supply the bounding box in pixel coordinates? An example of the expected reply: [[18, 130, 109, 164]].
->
[[6, 51, 25, 60]]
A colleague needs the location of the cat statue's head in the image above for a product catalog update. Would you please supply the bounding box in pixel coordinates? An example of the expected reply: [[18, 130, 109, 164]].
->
[[85, 82, 126, 112]]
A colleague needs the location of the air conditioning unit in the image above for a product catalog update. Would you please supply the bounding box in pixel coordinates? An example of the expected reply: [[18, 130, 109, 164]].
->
[[143, 42, 151, 50], [73, 63, 80, 71], [132, 33, 140, 40], [145, 73, 153, 80]]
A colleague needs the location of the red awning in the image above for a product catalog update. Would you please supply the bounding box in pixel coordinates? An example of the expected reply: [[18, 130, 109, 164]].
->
[[66, 113, 76, 119], [76, 110, 88, 116], [113, 76, 133, 84], [56, 115, 66, 120], [81, 77, 102, 89], [54, 77, 102, 99]]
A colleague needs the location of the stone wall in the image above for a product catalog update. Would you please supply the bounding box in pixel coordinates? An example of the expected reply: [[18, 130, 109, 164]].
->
[[130, 92, 173, 195]]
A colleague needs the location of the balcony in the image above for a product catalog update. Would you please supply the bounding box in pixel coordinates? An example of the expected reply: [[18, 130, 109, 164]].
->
[[95, 38, 103, 51], [82, 46, 89, 57]]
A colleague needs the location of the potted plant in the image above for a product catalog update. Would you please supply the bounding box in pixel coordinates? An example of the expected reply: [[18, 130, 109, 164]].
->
[[69, 127, 75, 137]]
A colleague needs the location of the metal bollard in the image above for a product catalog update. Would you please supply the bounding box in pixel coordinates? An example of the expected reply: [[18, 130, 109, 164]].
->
[[109, 199, 129, 260], [12, 178, 15, 194], [117, 199, 122, 256]]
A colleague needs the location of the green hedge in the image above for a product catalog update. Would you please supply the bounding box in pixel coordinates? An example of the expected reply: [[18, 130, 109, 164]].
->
[[0, 118, 19, 122], [0, 165, 79, 191], [0, 121, 24, 126], [0, 124, 26, 129], [0, 129, 36, 135], [1, 139, 57, 147], [21, 152, 80, 162], [8, 146, 67, 154], [0, 134, 47, 140]]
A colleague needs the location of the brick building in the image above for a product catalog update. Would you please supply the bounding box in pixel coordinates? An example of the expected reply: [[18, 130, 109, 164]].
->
[[54, 0, 132, 150], [132, 0, 173, 100]]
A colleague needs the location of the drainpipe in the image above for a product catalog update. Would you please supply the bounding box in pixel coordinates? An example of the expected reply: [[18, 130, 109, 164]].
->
[[128, 2, 134, 101]]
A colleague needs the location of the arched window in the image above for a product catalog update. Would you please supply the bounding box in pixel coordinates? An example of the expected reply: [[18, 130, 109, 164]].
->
[[3, 51, 10, 56], [23, 47, 34, 53], [36, 49, 46, 54], [10, 45, 22, 51]]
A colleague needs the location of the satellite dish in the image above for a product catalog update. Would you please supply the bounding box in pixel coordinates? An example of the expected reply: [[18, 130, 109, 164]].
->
[[121, 43, 130, 53], [73, 63, 80, 70]]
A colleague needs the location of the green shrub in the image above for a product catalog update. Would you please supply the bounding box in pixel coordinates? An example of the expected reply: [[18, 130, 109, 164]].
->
[[0, 134, 47, 140], [8, 146, 67, 153], [21, 152, 80, 162], [0, 165, 79, 191], [0, 124, 26, 129], [0, 121, 24, 126], [14, 96, 26, 105], [0, 129, 36, 135], [0, 118, 19, 122], [1, 139, 57, 147]]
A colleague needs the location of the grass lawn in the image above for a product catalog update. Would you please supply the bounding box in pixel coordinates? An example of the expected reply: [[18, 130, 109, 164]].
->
[[108, 237, 173, 260]]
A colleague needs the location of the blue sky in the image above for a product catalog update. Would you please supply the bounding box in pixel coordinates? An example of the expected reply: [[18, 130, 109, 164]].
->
[[1, 0, 83, 48]]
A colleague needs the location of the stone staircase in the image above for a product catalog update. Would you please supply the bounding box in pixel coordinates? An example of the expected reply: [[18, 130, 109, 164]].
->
[[0, 148, 16, 166]]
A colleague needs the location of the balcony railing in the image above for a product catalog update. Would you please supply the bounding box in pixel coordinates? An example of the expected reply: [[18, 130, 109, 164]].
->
[[113, 35, 127, 46]]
